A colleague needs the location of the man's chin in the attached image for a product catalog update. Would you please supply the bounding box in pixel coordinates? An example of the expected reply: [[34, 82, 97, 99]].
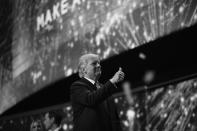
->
[[96, 72, 101, 79]]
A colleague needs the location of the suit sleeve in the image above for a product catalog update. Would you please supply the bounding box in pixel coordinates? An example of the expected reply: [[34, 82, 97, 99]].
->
[[70, 81, 117, 107]]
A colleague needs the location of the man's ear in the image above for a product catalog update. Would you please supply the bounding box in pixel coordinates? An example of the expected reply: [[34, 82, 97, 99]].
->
[[83, 67, 87, 74]]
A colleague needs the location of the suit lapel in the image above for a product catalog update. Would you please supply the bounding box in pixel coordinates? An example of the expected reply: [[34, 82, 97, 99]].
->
[[81, 77, 97, 91]]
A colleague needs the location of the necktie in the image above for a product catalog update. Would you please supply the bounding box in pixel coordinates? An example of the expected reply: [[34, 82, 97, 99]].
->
[[95, 81, 101, 89]]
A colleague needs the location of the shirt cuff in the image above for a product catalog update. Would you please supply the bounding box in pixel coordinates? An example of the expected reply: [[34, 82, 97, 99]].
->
[[109, 80, 118, 88]]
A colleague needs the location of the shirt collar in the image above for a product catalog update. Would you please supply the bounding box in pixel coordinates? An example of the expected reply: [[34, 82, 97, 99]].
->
[[84, 77, 95, 85]]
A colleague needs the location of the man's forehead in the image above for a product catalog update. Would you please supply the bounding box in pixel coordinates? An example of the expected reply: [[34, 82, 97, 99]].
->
[[88, 56, 100, 62]]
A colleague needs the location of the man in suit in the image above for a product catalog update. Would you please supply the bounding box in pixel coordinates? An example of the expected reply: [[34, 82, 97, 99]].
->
[[43, 111, 63, 131], [70, 53, 125, 131]]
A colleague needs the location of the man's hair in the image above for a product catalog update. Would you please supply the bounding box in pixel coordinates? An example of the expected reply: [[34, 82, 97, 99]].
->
[[78, 53, 98, 78], [47, 111, 62, 127]]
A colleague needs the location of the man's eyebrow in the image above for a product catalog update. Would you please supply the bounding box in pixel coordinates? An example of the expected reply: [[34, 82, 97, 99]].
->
[[90, 60, 99, 64]]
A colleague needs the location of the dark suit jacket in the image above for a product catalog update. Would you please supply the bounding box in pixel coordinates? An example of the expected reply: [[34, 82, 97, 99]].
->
[[70, 78, 122, 131]]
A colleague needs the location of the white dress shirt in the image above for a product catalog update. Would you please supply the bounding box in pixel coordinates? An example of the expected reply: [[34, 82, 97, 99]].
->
[[84, 77, 95, 85]]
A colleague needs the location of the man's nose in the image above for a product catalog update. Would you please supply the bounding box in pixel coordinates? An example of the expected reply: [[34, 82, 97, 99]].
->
[[96, 63, 101, 67]]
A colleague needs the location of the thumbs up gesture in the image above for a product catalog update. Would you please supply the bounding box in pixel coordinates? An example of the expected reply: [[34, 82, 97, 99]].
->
[[110, 67, 125, 84]]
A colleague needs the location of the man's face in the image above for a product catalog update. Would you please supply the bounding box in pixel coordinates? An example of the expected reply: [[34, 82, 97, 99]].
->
[[43, 113, 54, 130], [85, 56, 101, 80]]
